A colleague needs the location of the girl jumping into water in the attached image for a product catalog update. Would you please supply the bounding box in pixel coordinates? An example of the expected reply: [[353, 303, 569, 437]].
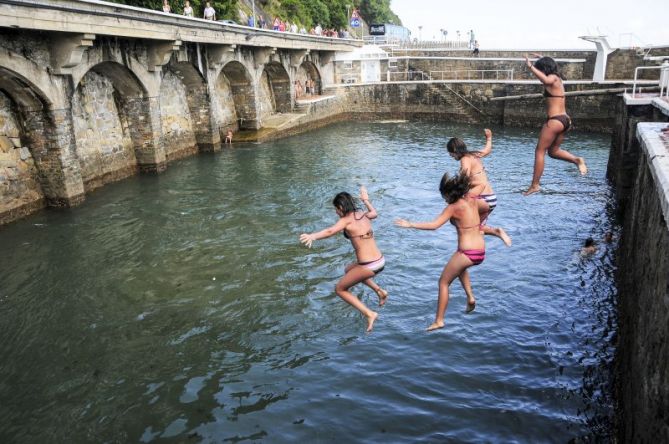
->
[[396, 172, 484, 331], [300, 186, 388, 332], [524, 55, 587, 196], [447, 128, 512, 246]]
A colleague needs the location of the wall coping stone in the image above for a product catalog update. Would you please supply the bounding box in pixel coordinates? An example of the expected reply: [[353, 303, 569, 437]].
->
[[638, 122, 669, 229], [652, 97, 669, 117], [389, 56, 587, 63], [330, 80, 657, 88]]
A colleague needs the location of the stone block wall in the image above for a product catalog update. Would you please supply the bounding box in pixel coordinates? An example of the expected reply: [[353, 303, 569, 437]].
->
[[605, 46, 669, 80], [0, 92, 45, 224], [71, 71, 138, 192], [159, 71, 197, 162]]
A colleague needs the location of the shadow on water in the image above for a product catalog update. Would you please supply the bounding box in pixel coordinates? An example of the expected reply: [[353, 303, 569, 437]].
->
[[0, 121, 618, 442]]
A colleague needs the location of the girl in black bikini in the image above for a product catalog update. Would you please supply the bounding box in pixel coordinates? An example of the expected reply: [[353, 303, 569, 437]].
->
[[395, 172, 485, 331], [300, 186, 387, 332], [524, 55, 588, 196]]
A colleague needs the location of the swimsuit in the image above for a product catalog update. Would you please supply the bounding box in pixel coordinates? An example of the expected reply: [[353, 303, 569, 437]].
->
[[467, 193, 497, 225], [358, 256, 385, 275], [457, 249, 485, 265], [544, 84, 572, 133]]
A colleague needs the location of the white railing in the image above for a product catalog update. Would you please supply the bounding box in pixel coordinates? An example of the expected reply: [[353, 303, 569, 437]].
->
[[429, 69, 514, 81], [631, 63, 669, 97], [396, 40, 469, 49], [387, 71, 429, 81]]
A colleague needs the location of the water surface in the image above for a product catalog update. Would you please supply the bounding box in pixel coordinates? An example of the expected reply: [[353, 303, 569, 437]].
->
[[0, 121, 616, 442]]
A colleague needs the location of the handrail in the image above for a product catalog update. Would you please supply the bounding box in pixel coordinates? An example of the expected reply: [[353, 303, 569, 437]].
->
[[429, 69, 514, 81], [631, 65, 666, 97]]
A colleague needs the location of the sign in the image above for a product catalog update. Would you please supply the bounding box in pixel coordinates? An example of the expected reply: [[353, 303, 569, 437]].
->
[[369, 24, 386, 36], [350, 17, 360, 28]]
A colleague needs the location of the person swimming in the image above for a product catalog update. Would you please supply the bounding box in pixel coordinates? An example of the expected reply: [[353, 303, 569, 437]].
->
[[395, 171, 485, 331], [446, 129, 512, 246], [300, 186, 388, 332], [523, 55, 587, 196], [581, 237, 597, 256]]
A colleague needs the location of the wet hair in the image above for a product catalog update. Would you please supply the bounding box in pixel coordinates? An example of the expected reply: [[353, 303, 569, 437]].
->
[[446, 137, 469, 157], [332, 192, 359, 215], [533, 56, 565, 80], [584, 238, 595, 247], [439, 171, 471, 204]]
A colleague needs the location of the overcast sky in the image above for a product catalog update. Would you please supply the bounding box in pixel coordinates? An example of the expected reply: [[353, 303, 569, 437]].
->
[[391, 0, 669, 49]]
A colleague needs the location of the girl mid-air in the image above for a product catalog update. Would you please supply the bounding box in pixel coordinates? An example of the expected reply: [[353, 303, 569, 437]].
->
[[396, 172, 485, 331], [447, 128, 512, 246], [524, 55, 587, 195], [300, 186, 388, 332]]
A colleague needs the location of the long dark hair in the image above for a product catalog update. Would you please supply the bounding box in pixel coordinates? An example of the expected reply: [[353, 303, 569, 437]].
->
[[439, 171, 471, 204], [446, 137, 469, 156], [533, 56, 565, 80], [332, 192, 359, 215]]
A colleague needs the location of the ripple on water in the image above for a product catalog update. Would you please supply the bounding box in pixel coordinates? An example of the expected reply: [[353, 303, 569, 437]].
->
[[0, 122, 616, 442]]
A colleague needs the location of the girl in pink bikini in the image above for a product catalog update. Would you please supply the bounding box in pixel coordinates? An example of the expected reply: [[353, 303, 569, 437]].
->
[[447, 128, 511, 246], [396, 172, 484, 331], [300, 186, 387, 332]]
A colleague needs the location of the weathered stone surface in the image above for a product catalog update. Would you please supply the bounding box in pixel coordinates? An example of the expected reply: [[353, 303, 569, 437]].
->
[[159, 70, 197, 161]]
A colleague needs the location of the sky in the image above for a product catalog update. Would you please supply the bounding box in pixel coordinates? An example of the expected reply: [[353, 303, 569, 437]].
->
[[391, 0, 669, 49]]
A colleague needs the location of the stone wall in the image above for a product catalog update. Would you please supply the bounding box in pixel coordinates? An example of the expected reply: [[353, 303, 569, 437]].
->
[[71, 71, 137, 192], [605, 47, 669, 80], [0, 92, 45, 224], [608, 119, 669, 442], [159, 71, 197, 162], [257, 70, 277, 123]]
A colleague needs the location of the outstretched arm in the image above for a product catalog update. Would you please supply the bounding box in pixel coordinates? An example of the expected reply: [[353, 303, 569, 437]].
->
[[395, 206, 453, 230], [300, 217, 348, 248], [525, 55, 557, 86], [359, 185, 378, 219], [475, 128, 493, 158]]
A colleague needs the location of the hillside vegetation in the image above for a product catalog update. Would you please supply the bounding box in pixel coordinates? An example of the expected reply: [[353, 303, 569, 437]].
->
[[109, 0, 401, 29]]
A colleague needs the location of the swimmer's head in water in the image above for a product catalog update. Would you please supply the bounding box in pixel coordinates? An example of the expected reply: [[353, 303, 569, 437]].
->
[[440, 171, 470, 204], [534, 56, 565, 80], [333, 192, 359, 216], [446, 137, 468, 159], [584, 237, 595, 247]]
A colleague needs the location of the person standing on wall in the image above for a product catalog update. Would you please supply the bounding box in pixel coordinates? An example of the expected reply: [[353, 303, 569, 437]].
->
[[203, 2, 216, 20], [473, 40, 480, 55], [182, 0, 193, 17], [162, 0, 171, 13]]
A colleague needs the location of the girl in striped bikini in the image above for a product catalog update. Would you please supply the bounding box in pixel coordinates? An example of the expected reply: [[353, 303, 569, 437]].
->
[[395, 172, 485, 331], [300, 186, 387, 332], [447, 129, 512, 247]]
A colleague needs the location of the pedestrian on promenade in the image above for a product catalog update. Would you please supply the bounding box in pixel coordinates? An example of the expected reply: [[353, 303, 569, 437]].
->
[[396, 172, 485, 331], [183, 0, 193, 17], [473, 40, 480, 55], [162, 0, 171, 13], [446, 129, 512, 247], [203, 2, 216, 20], [523, 55, 587, 195], [300, 186, 388, 332], [273, 17, 280, 30]]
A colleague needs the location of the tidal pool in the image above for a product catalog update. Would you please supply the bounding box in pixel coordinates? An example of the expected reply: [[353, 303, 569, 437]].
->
[[0, 121, 617, 442]]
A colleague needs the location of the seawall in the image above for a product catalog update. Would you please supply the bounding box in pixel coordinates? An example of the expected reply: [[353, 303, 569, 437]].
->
[[607, 97, 669, 441]]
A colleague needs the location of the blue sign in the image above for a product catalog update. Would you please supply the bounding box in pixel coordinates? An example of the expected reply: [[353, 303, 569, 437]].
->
[[350, 17, 360, 28]]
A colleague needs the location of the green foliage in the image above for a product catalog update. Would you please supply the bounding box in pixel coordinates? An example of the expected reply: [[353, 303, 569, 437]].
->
[[106, 0, 400, 28]]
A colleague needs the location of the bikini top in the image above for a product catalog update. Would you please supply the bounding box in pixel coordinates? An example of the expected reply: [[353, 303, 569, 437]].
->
[[543, 79, 565, 99], [450, 218, 481, 232], [343, 212, 374, 240]]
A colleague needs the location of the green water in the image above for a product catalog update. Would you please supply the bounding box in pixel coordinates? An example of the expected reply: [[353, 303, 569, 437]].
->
[[0, 121, 616, 442]]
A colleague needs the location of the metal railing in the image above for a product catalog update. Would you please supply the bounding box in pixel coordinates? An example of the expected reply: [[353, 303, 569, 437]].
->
[[429, 69, 514, 81], [387, 71, 429, 81], [396, 40, 470, 49], [631, 63, 669, 97]]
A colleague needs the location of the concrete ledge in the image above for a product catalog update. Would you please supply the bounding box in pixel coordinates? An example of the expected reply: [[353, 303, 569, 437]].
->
[[652, 97, 669, 117], [638, 122, 669, 226]]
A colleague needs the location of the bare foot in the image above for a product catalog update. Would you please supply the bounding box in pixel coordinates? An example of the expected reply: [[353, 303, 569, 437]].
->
[[466, 300, 476, 313], [523, 185, 541, 196], [366, 311, 378, 332], [576, 157, 588, 175], [375, 288, 389, 306], [426, 321, 444, 332], [497, 228, 512, 247]]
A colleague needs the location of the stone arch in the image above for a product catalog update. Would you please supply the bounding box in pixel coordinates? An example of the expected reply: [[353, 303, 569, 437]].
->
[[258, 62, 292, 121], [72, 61, 165, 191], [217, 60, 258, 131], [0, 64, 84, 224], [297, 61, 322, 96], [159, 63, 200, 161]]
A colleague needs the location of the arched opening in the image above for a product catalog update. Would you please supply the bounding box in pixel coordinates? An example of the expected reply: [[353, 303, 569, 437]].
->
[[0, 67, 52, 223], [297, 61, 322, 97], [160, 65, 198, 161], [258, 62, 291, 122], [72, 62, 148, 191], [217, 61, 257, 132]]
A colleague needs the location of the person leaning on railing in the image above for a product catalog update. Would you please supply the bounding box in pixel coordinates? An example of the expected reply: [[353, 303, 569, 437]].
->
[[183, 0, 193, 17], [203, 2, 216, 20]]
